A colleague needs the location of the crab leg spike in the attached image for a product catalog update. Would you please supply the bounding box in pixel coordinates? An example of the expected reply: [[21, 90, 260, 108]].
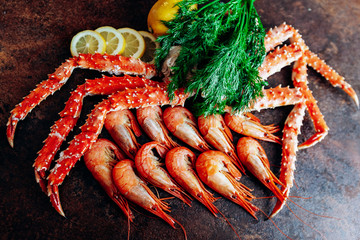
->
[[34, 76, 159, 193], [47, 86, 189, 216], [305, 50, 359, 107], [292, 56, 329, 149], [270, 102, 306, 218], [7, 54, 156, 147]]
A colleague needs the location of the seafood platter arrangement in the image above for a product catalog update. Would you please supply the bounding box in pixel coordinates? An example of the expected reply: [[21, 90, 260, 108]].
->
[[2, 0, 360, 239]]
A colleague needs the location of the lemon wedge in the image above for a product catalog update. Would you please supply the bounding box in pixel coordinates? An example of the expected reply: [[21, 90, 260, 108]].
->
[[117, 28, 145, 59], [139, 31, 159, 64], [95, 26, 125, 55], [70, 30, 106, 56]]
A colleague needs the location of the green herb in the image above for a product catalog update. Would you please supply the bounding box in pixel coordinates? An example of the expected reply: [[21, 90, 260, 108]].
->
[[156, 0, 267, 116]]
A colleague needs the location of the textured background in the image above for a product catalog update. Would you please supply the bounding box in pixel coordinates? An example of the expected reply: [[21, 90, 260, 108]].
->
[[1, 0, 360, 239]]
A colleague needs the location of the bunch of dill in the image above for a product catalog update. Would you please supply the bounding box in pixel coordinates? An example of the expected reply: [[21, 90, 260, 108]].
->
[[155, 0, 267, 116]]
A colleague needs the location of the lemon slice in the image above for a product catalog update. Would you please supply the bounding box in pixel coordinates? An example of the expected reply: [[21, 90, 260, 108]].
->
[[95, 26, 126, 55], [117, 28, 145, 59], [70, 30, 106, 56], [139, 31, 160, 64]]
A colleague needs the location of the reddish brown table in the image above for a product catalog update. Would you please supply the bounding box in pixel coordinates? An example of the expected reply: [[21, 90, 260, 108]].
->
[[1, 1, 359, 239]]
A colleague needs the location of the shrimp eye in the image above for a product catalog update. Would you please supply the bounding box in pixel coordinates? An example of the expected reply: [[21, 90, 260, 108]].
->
[[170, 188, 175, 192], [266, 179, 271, 183], [152, 206, 157, 211], [197, 194, 202, 198], [232, 195, 237, 199]]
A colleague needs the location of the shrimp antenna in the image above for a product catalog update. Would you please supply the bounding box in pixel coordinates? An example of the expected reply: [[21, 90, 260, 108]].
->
[[127, 215, 131, 240], [257, 208, 293, 240], [283, 201, 328, 240], [171, 217, 188, 240], [287, 197, 340, 220], [217, 209, 241, 240]]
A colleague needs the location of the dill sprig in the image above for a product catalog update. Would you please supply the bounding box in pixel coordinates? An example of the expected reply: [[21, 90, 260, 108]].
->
[[156, 0, 267, 116]]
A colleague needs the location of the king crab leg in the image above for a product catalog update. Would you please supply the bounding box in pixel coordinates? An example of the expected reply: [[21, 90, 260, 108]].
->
[[259, 43, 303, 80], [225, 86, 304, 113], [263, 23, 358, 149], [304, 50, 359, 107], [292, 56, 329, 149], [7, 54, 156, 147], [266, 23, 358, 107], [270, 102, 306, 218], [270, 57, 308, 218], [34, 75, 160, 193]]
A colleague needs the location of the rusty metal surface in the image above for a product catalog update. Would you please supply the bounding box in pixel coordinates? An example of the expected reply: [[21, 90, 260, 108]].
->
[[1, 0, 360, 239]]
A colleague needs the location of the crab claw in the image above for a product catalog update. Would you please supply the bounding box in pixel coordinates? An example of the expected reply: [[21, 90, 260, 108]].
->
[[6, 119, 17, 148], [269, 188, 290, 219], [48, 184, 65, 217]]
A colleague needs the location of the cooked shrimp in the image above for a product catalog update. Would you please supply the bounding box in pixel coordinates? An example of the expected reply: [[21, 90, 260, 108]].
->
[[83, 138, 133, 220], [196, 151, 258, 219], [236, 137, 285, 202], [135, 142, 192, 206], [136, 106, 179, 149], [198, 114, 245, 173], [163, 106, 211, 152], [112, 160, 187, 239], [165, 147, 219, 216], [224, 112, 281, 144], [166, 147, 242, 239]]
